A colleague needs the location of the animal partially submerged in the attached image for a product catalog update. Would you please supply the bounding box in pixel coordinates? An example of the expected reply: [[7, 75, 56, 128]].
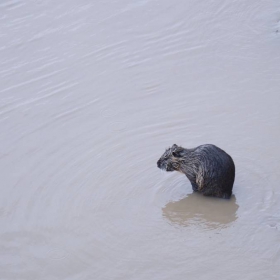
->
[[157, 144, 235, 199]]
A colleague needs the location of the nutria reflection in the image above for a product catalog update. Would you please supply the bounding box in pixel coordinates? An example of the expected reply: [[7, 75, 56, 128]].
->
[[162, 192, 239, 229]]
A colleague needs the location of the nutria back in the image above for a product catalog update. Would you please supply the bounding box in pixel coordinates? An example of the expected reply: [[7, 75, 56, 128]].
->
[[157, 144, 235, 199]]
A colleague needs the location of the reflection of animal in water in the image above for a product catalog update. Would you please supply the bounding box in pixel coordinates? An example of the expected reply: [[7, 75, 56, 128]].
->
[[162, 192, 239, 229], [157, 144, 235, 199]]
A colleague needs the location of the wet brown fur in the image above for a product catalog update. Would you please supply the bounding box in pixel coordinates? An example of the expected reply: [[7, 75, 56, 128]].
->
[[157, 144, 235, 199]]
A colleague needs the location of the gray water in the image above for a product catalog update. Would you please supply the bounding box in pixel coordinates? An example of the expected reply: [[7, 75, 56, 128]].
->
[[1, 0, 280, 279]]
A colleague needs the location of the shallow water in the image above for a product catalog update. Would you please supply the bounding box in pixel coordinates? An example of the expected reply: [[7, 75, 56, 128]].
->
[[1, 0, 280, 279]]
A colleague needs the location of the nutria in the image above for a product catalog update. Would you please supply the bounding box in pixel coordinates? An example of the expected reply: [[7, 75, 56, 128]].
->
[[157, 144, 235, 199]]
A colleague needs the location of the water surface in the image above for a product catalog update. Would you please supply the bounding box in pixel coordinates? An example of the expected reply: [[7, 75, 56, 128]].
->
[[0, 0, 280, 279]]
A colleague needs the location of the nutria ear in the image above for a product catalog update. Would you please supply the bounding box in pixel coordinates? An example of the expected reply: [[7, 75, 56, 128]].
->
[[172, 151, 182, 157], [172, 144, 183, 157]]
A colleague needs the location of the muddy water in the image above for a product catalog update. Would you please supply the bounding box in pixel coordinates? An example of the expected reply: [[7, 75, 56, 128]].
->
[[1, 0, 280, 279]]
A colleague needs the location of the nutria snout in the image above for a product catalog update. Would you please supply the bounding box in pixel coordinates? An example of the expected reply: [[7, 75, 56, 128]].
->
[[157, 144, 235, 199], [157, 160, 161, 168]]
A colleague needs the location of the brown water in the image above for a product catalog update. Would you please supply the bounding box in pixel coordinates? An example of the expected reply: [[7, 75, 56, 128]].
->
[[1, 0, 280, 279]]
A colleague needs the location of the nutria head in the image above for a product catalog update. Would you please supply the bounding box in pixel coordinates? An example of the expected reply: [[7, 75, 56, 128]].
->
[[157, 144, 184, 172]]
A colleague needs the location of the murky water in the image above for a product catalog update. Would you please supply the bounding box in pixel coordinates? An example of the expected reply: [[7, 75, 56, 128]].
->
[[1, 0, 280, 279]]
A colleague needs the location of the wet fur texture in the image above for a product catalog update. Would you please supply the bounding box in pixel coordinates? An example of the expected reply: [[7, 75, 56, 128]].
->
[[157, 144, 235, 199]]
